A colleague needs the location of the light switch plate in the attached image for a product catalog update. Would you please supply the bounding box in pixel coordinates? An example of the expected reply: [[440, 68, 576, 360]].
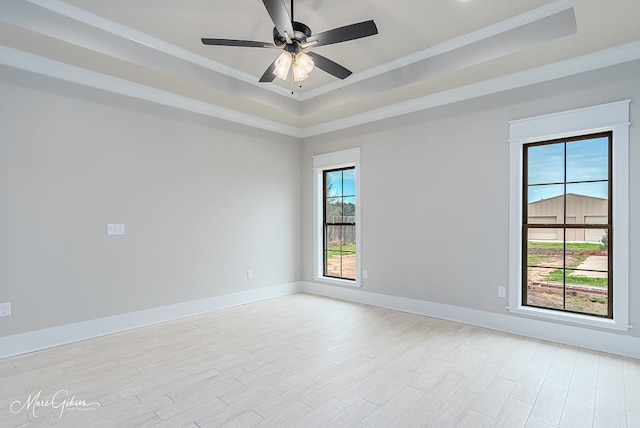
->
[[107, 224, 125, 236]]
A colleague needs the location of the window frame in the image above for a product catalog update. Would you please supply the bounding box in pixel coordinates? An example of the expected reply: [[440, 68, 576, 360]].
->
[[313, 148, 361, 287], [508, 100, 630, 331], [322, 166, 357, 280], [522, 132, 613, 318]]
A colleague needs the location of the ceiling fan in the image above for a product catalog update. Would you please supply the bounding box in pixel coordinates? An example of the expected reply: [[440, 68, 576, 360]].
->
[[201, 0, 378, 83]]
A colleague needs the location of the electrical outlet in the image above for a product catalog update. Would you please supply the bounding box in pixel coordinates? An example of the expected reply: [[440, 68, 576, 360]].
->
[[497, 286, 506, 298], [0, 302, 11, 317], [247, 269, 253, 279], [363, 270, 368, 279]]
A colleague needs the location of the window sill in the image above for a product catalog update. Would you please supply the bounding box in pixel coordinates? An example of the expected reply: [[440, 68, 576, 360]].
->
[[312, 276, 362, 288], [507, 305, 632, 332]]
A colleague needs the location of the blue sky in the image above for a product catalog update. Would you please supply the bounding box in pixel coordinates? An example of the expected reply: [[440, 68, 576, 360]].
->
[[527, 137, 608, 202], [326, 169, 355, 197]]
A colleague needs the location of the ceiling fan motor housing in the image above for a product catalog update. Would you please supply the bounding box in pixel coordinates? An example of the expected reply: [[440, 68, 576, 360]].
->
[[273, 21, 312, 46]]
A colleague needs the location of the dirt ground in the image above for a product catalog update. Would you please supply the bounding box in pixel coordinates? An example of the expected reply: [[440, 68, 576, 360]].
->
[[526, 247, 608, 315], [527, 248, 579, 282], [527, 287, 607, 316], [326, 253, 356, 279]]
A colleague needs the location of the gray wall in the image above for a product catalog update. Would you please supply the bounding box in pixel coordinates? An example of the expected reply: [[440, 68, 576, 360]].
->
[[301, 60, 640, 338], [0, 72, 302, 336], [1, 59, 638, 342]]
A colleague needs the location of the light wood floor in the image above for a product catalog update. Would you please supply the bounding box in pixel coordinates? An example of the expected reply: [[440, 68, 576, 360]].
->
[[1, 293, 638, 427]]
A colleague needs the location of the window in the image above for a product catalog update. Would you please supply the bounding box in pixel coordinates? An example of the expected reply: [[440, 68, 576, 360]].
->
[[509, 100, 630, 331], [523, 133, 612, 318], [313, 148, 361, 285], [323, 167, 356, 280]]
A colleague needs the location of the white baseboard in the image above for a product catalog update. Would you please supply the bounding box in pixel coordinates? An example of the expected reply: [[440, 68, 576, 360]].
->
[[4, 281, 637, 360], [0, 282, 301, 359], [300, 281, 640, 360]]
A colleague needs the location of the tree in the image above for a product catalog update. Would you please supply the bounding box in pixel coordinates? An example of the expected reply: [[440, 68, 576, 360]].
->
[[600, 229, 609, 250]]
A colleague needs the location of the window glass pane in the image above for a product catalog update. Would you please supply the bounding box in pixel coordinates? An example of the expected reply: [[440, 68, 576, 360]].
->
[[566, 183, 608, 224], [565, 268, 608, 316], [527, 184, 564, 206], [340, 253, 356, 280], [343, 169, 356, 197], [566, 182, 608, 199], [325, 251, 341, 277], [526, 266, 564, 310], [325, 170, 343, 197], [593, 229, 609, 254], [342, 225, 356, 252], [527, 216, 559, 226], [528, 143, 564, 185], [343, 196, 356, 223], [565, 266, 608, 288], [562, 237, 605, 274], [527, 231, 565, 268], [572, 227, 608, 246], [566, 137, 608, 182], [325, 225, 342, 249], [326, 198, 342, 223]]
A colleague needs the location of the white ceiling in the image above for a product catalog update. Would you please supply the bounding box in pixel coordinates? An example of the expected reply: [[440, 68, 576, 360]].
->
[[1, 0, 640, 137]]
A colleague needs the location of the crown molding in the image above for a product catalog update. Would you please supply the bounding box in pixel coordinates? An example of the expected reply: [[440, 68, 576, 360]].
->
[[22, 0, 573, 103], [300, 39, 640, 137], [23, 0, 298, 100], [0, 46, 302, 137], [299, 0, 574, 100], [2, 40, 639, 138]]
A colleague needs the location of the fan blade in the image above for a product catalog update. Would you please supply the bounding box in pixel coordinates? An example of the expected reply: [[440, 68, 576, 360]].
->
[[307, 20, 378, 47], [307, 51, 352, 79], [262, 0, 295, 40], [201, 38, 276, 48], [259, 59, 277, 82]]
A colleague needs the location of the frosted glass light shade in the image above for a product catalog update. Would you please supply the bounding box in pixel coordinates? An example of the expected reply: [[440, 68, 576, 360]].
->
[[295, 51, 314, 74], [293, 51, 314, 82], [273, 51, 293, 80]]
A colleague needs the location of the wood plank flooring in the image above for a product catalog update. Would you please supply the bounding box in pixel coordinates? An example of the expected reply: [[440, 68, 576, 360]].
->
[[1, 293, 638, 427]]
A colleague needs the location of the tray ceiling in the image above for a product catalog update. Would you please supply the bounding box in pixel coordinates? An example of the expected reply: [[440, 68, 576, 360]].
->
[[1, 0, 640, 136]]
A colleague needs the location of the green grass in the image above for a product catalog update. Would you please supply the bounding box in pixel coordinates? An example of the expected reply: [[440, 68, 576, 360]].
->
[[529, 241, 607, 288], [527, 241, 602, 252], [326, 244, 356, 258], [529, 241, 589, 278], [546, 269, 608, 287], [527, 255, 539, 266]]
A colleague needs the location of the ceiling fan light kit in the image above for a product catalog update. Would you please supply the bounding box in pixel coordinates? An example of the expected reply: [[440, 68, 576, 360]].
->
[[292, 58, 309, 81], [274, 51, 293, 80], [292, 51, 314, 81], [201, 0, 378, 87]]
